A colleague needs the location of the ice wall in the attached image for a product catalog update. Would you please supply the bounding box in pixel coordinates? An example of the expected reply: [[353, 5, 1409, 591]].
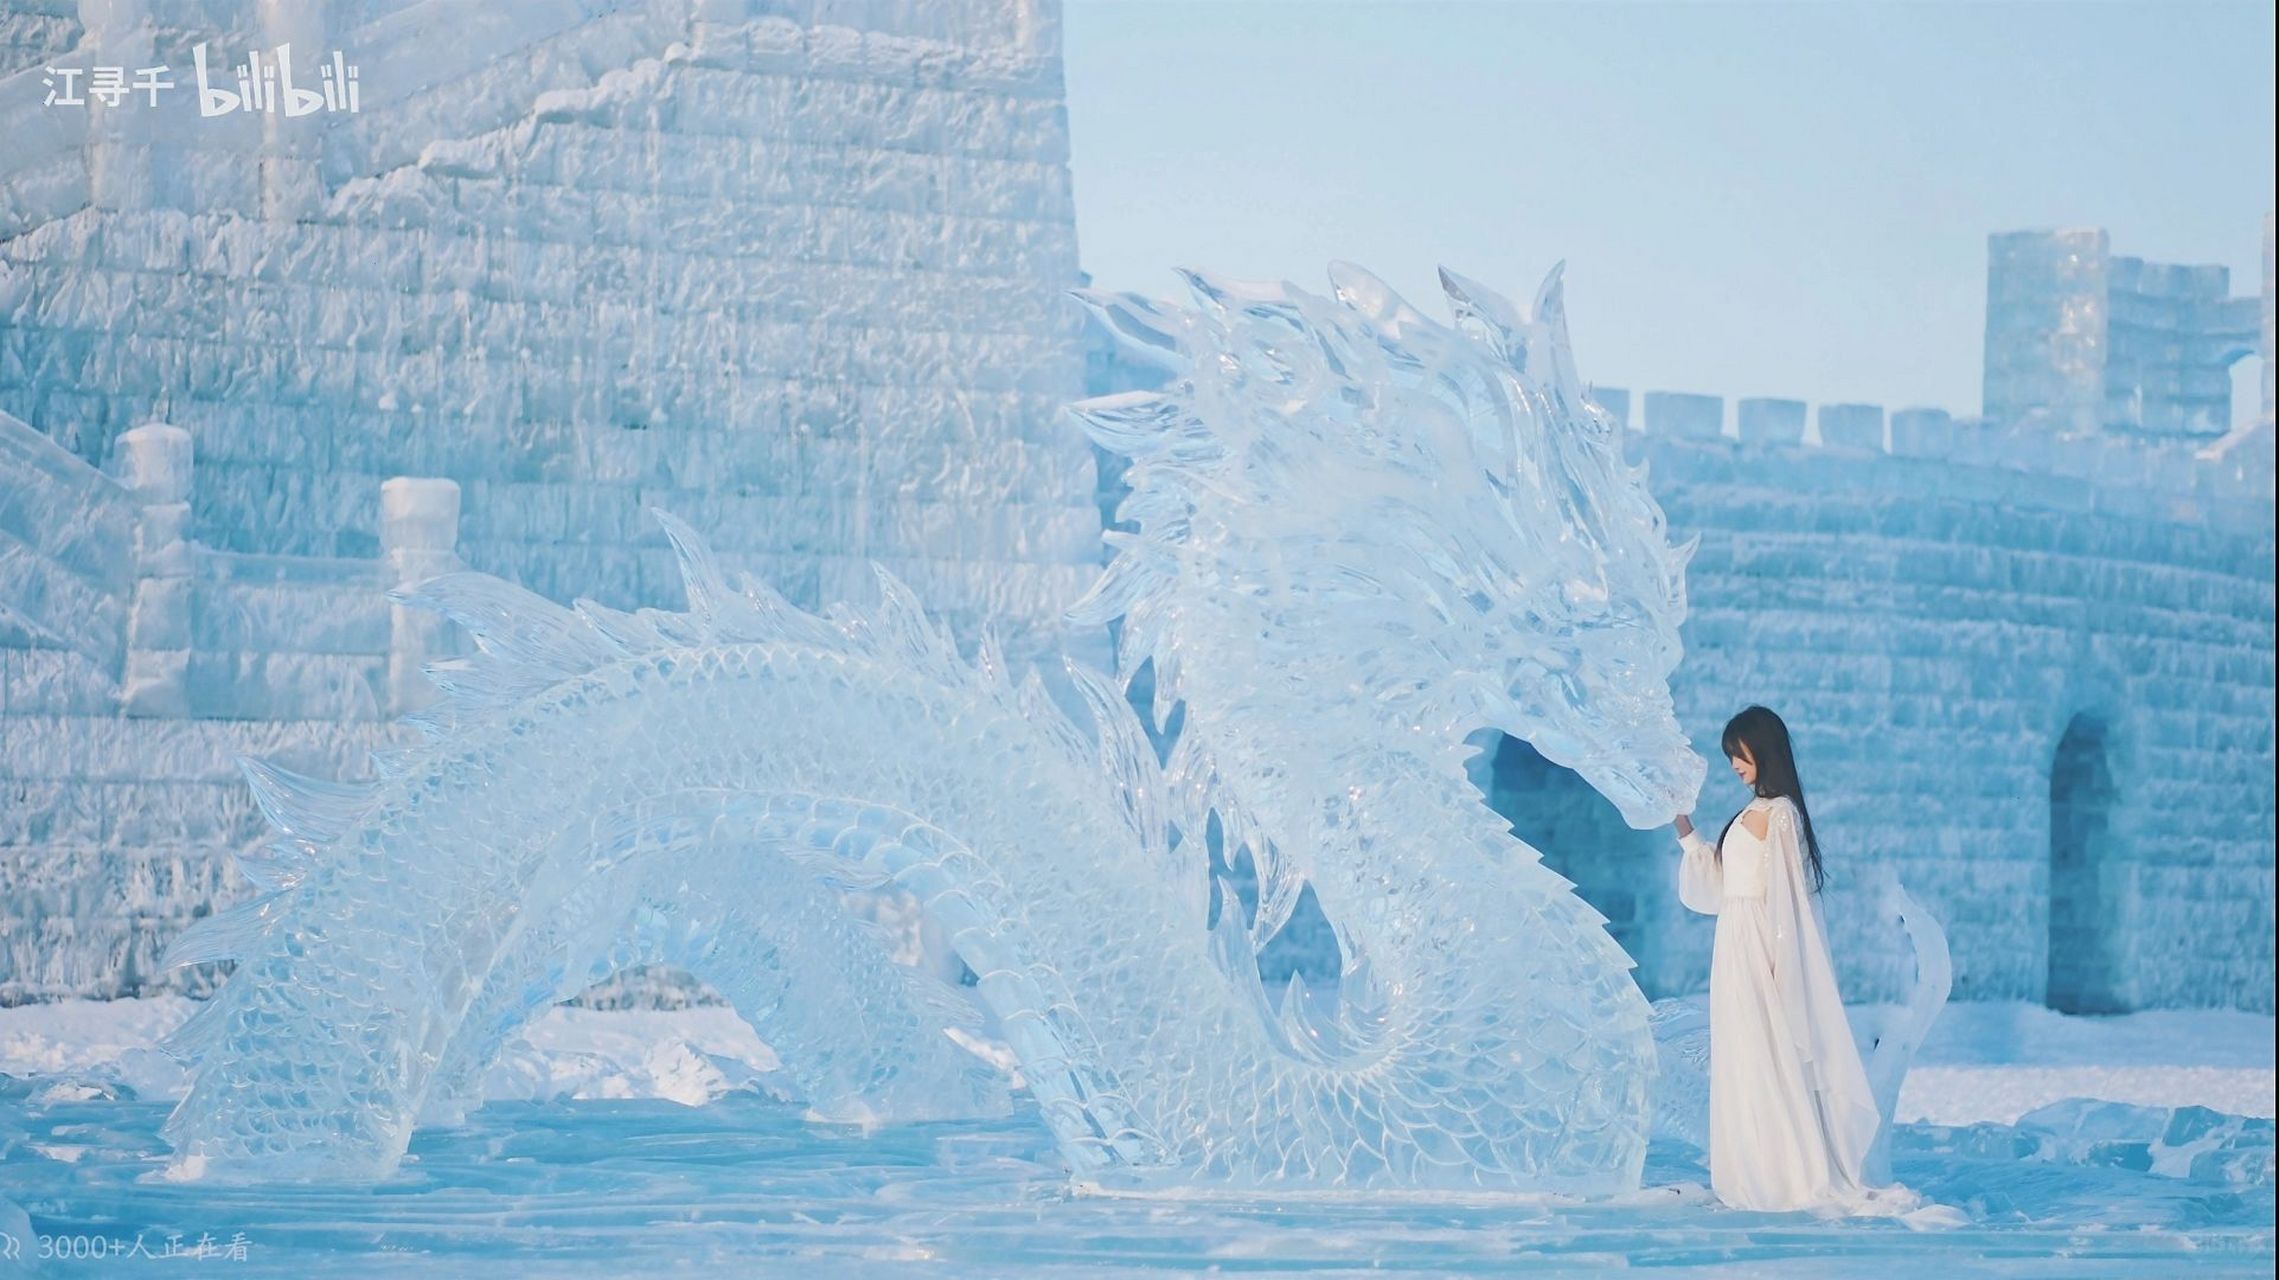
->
[[0, 0, 74, 78], [1630, 427, 2274, 1013], [1, 0, 1104, 1001], [1, 0, 1099, 656]]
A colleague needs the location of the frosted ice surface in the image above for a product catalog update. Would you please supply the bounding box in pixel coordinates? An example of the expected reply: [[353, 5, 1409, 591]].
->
[[158, 264, 1706, 1192]]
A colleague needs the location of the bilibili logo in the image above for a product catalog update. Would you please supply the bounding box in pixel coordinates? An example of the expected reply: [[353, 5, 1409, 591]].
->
[[41, 41, 359, 115]]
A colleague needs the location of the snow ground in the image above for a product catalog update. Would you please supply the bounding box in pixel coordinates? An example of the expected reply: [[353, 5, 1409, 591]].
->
[[1885, 1002, 2275, 1124], [1, 998, 2271, 1276]]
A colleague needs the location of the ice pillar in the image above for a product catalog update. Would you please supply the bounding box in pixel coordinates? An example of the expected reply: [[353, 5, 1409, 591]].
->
[[381, 477, 461, 715], [113, 423, 194, 717]]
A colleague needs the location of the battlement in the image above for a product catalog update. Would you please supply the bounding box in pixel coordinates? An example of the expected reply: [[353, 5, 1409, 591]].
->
[[1576, 217, 2278, 534], [1586, 385, 2274, 538]]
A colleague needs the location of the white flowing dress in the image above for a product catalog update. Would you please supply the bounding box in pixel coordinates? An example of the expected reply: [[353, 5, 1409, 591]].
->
[[1677, 795, 1884, 1213]]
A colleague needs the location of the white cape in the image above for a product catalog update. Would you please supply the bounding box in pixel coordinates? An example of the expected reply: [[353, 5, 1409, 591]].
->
[[1678, 795, 1894, 1213]]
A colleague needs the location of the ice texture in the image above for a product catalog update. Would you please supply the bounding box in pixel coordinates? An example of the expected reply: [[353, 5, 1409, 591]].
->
[[3, 0, 1105, 1004], [155, 264, 1705, 1192]]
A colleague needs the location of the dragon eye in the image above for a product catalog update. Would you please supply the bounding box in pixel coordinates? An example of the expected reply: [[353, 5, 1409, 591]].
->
[[1560, 577, 1610, 619]]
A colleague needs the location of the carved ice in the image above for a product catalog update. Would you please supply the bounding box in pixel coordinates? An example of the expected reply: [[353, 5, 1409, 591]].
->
[[159, 264, 1707, 1192]]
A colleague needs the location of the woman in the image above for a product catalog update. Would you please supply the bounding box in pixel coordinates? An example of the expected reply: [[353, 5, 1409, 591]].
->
[[1673, 705, 1883, 1213]]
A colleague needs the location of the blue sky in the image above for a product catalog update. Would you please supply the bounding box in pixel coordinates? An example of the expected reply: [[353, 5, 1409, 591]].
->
[[1062, 1, 2276, 429]]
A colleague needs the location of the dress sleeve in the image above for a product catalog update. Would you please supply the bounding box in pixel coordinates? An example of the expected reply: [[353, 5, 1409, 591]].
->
[[1677, 827, 1722, 915]]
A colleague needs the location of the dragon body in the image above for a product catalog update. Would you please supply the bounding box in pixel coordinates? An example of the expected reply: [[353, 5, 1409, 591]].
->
[[162, 263, 1731, 1192]]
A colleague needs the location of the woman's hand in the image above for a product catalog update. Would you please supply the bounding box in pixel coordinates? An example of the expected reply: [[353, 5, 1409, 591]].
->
[[1673, 814, 1694, 838]]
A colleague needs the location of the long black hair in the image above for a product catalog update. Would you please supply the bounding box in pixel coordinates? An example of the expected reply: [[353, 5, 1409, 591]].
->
[[1717, 705, 1827, 893]]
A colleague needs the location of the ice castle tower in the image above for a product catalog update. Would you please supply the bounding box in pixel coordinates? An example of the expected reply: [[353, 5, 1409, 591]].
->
[[1985, 227, 2264, 440], [1, 0, 1102, 999]]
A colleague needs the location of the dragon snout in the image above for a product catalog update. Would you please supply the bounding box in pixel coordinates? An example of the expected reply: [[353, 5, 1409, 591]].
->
[[1585, 718, 1707, 831]]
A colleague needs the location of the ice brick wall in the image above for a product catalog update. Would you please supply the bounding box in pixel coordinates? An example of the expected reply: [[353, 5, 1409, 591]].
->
[[0, 408, 132, 671], [0, 0, 1100, 661], [1629, 432, 2274, 1013], [1, 0, 1105, 1001], [0, 0, 74, 79], [1, 711, 407, 1002]]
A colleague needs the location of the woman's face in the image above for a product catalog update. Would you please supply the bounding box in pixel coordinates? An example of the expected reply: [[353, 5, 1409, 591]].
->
[[1727, 743, 1758, 789]]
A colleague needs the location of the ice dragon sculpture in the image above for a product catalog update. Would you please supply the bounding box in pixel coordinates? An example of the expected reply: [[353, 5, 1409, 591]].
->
[[159, 263, 1711, 1192]]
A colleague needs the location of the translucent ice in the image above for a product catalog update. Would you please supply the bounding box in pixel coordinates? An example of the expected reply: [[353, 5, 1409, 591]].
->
[[159, 264, 1706, 1192]]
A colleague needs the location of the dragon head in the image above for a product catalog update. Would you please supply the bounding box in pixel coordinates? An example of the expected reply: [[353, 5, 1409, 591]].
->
[[1070, 262, 1706, 830]]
